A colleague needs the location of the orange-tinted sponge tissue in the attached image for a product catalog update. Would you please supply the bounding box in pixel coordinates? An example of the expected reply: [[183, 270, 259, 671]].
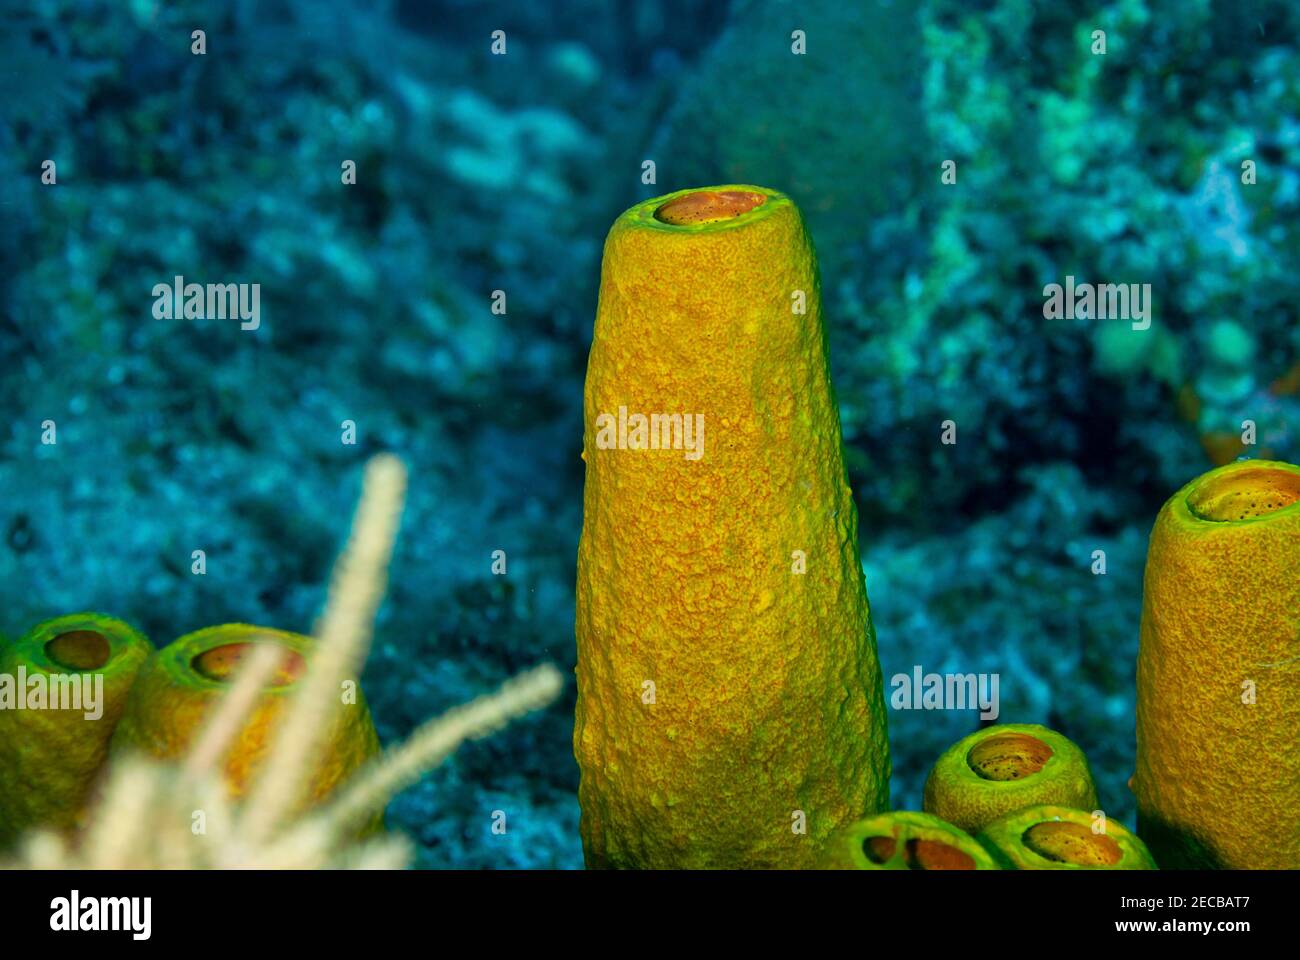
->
[[574, 185, 890, 868]]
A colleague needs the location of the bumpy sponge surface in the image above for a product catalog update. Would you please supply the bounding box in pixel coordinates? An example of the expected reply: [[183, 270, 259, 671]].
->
[[574, 186, 890, 868], [0, 612, 151, 847], [923, 723, 1098, 835], [1134, 459, 1300, 868], [110, 623, 383, 832]]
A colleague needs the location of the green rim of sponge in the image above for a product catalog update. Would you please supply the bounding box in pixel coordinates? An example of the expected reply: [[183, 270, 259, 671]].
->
[[0, 612, 152, 846], [110, 623, 383, 834], [978, 805, 1157, 870], [923, 723, 1098, 835], [820, 811, 999, 870]]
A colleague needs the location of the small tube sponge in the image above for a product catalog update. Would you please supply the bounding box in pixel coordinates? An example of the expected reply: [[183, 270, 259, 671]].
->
[[109, 624, 383, 832], [922, 723, 1098, 835], [820, 811, 998, 870], [0, 613, 151, 847], [574, 185, 890, 868], [1134, 459, 1300, 868], [977, 805, 1157, 870]]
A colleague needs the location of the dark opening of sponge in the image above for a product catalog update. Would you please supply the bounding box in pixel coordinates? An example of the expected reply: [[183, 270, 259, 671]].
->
[[46, 630, 112, 671], [1186, 466, 1300, 521], [905, 838, 977, 870], [653, 190, 767, 225], [1022, 821, 1123, 866], [967, 732, 1053, 781], [863, 835, 896, 864], [192, 642, 306, 686], [861, 835, 977, 870]]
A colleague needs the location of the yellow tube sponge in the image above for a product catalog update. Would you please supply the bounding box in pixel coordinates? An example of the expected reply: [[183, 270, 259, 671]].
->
[[0, 613, 151, 847], [1134, 459, 1300, 868], [574, 185, 890, 868], [109, 623, 383, 832]]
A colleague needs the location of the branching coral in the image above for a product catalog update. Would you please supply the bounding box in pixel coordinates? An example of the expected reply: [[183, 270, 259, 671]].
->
[[0, 454, 562, 869]]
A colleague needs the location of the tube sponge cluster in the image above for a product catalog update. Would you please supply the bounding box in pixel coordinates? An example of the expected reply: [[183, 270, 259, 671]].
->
[[822, 802, 1157, 872], [574, 185, 890, 868], [0, 616, 384, 849], [893, 723, 1150, 871], [1134, 459, 1300, 869], [570, 184, 1295, 872]]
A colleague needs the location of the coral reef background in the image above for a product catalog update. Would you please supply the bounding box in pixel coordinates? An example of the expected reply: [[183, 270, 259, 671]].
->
[[1, 0, 1296, 867]]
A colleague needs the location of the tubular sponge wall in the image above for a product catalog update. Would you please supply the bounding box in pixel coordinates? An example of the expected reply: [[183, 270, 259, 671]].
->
[[1134, 459, 1300, 869], [573, 186, 890, 868]]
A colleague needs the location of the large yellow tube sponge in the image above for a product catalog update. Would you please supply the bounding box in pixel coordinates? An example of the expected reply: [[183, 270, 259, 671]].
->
[[0, 613, 151, 848], [574, 185, 890, 868], [109, 623, 383, 832], [1134, 459, 1300, 868]]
